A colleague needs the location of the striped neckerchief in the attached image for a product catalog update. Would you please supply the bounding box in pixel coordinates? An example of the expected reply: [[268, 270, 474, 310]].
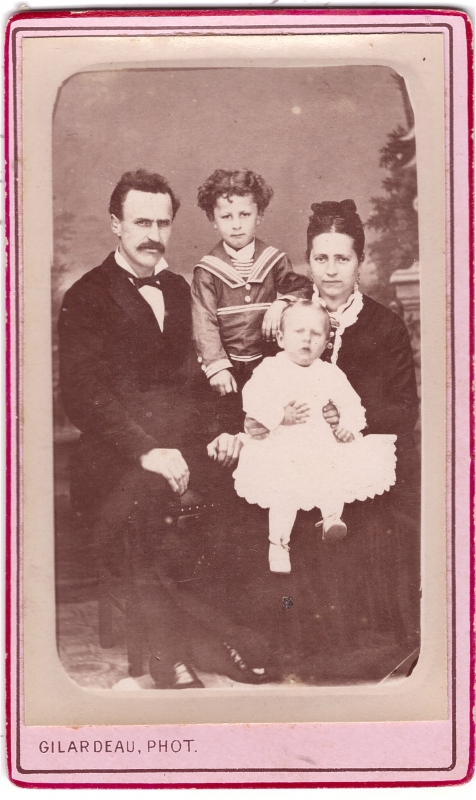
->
[[223, 239, 256, 280]]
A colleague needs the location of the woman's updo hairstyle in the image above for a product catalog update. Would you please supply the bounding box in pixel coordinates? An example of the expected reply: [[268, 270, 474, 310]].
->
[[306, 199, 365, 263]]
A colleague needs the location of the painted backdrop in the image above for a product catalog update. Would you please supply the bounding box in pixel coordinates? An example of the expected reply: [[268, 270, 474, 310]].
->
[[53, 65, 411, 296]]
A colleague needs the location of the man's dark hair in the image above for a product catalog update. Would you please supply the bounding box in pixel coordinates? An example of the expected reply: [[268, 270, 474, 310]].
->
[[109, 169, 181, 220]]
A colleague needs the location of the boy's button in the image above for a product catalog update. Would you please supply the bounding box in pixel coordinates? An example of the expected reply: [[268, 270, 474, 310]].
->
[[245, 283, 251, 291], [197, 356, 203, 362], [327, 342, 333, 349], [245, 296, 251, 303]]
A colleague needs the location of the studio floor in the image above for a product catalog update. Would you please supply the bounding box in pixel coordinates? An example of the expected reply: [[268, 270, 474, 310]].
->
[[54, 441, 419, 692]]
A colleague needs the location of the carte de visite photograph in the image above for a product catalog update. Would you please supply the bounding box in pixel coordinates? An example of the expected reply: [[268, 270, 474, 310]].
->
[[6, 8, 472, 788], [52, 61, 422, 694]]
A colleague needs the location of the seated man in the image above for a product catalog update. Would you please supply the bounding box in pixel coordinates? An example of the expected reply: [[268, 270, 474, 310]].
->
[[58, 169, 259, 689]]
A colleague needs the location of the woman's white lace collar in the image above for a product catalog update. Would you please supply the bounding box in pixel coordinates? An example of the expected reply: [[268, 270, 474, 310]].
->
[[313, 286, 364, 364]]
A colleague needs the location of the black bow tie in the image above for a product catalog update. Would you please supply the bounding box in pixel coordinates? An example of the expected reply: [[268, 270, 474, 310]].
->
[[120, 267, 162, 290]]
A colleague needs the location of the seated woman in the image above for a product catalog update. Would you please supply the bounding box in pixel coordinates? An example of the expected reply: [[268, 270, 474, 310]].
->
[[218, 199, 420, 682]]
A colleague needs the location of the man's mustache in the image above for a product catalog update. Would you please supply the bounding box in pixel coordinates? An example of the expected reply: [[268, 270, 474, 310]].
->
[[138, 241, 165, 254]]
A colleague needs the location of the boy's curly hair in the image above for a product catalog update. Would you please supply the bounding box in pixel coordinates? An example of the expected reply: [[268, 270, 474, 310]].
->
[[197, 169, 274, 220]]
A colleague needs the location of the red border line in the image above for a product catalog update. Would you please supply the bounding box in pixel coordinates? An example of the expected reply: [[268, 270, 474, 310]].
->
[[464, 7, 475, 786], [4, 17, 12, 789], [4, 7, 474, 790], [4, 8, 474, 23]]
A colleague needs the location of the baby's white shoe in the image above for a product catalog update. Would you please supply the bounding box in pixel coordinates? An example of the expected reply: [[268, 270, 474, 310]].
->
[[269, 542, 291, 573], [322, 514, 347, 542]]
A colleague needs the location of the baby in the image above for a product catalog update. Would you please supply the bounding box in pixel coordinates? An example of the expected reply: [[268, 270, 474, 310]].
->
[[233, 300, 397, 573]]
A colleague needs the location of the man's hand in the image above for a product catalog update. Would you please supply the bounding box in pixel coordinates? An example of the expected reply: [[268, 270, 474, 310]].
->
[[140, 448, 190, 495], [333, 426, 355, 443], [244, 415, 270, 440], [262, 299, 288, 341], [282, 399, 311, 426], [207, 433, 243, 469], [322, 399, 340, 429], [209, 369, 238, 395]]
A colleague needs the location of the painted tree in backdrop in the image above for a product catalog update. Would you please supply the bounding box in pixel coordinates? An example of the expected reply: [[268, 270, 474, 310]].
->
[[366, 75, 418, 305]]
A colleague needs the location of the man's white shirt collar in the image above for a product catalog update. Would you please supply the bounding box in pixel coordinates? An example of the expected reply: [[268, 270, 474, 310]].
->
[[114, 248, 166, 331]]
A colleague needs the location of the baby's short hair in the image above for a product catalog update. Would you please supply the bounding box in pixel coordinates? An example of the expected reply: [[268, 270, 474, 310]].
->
[[197, 169, 274, 220], [279, 299, 330, 336]]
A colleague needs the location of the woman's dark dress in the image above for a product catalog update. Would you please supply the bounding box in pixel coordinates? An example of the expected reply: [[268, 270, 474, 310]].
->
[[200, 294, 421, 682]]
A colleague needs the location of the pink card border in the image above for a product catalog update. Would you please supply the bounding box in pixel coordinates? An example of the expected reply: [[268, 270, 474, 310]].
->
[[4, 7, 474, 788]]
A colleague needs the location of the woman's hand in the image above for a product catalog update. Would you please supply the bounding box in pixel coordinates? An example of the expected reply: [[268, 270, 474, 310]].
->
[[209, 369, 238, 395], [322, 399, 339, 429], [282, 400, 311, 426], [333, 426, 355, 443], [207, 433, 243, 468], [261, 299, 288, 341], [244, 415, 270, 440]]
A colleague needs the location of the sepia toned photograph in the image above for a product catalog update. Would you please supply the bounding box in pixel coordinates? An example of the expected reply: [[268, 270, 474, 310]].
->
[[6, 8, 472, 787], [52, 63, 421, 693]]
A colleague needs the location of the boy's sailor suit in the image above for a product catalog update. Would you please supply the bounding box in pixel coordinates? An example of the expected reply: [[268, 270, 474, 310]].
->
[[191, 237, 313, 380]]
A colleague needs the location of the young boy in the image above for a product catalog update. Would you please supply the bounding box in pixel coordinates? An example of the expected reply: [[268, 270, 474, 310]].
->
[[191, 169, 312, 429]]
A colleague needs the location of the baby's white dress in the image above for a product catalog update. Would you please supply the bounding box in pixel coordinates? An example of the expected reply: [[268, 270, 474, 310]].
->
[[233, 352, 397, 512]]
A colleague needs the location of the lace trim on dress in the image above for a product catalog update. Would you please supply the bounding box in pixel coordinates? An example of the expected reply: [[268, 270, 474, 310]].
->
[[313, 285, 364, 364]]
